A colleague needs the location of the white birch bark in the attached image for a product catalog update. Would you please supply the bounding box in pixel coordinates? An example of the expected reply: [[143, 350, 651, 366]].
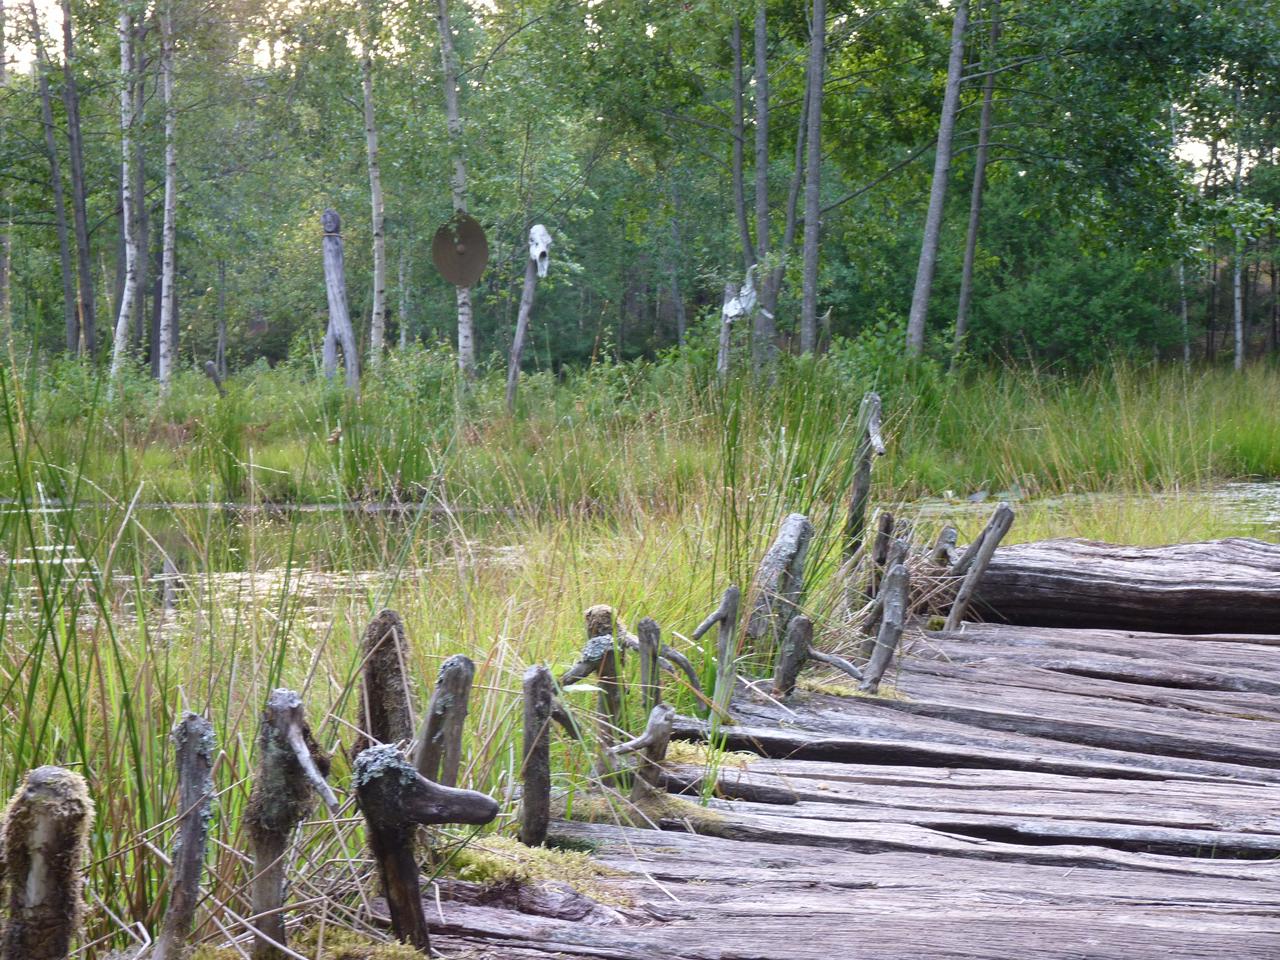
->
[[157, 0, 177, 391], [109, 6, 139, 385], [361, 41, 386, 367]]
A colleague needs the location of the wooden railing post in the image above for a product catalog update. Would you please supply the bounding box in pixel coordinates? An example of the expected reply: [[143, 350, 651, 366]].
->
[[861, 563, 910, 694], [772, 613, 812, 698], [413, 654, 475, 787], [844, 391, 885, 560], [746, 513, 814, 657], [637, 616, 662, 713], [519, 665, 554, 847], [694, 585, 740, 720], [946, 502, 1015, 631], [354, 609, 416, 756]]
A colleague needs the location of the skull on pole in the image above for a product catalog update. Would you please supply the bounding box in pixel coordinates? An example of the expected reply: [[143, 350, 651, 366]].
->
[[529, 224, 552, 278]]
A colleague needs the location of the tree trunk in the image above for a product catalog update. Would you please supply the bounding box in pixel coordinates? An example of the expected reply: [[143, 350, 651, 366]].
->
[[322, 210, 360, 393], [667, 175, 687, 345], [398, 243, 410, 349], [157, 1, 177, 391], [109, 6, 139, 384], [750, 0, 776, 371], [0, 0, 9, 349], [905, 0, 969, 357], [361, 40, 386, 368], [216, 258, 227, 377], [131, 40, 148, 351], [953, 0, 999, 358], [30, 3, 77, 354], [61, 0, 95, 355], [759, 77, 808, 325], [435, 0, 474, 378], [799, 0, 826, 354], [506, 256, 537, 412], [1232, 87, 1244, 373], [730, 17, 753, 275]]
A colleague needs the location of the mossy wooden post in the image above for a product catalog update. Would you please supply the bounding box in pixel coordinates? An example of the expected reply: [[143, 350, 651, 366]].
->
[[945, 502, 1015, 631], [153, 713, 216, 960], [0, 766, 93, 960], [354, 745, 498, 954], [746, 513, 814, 657], [413, 654, 475, 787], [245, 689, 337, 960], [354, 609, 416, 756], [637, 616, 662, 713], [321, 208, 360, 394], [861, 563, 909, 694], [693, 585, 740, 720], [772, 613, 812, 698], [519, 665, 554, 846], [844, 391, 885, 560]]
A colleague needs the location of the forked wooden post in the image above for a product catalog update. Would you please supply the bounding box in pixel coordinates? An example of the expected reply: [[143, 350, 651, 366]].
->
[[611, 703, 676, 802], [0, 766, 93, 960], [861, 563, 910, 694], [844, 391, 885, 560], [945, 502, 1015, 632], [413, 654, 475, 787], [153, 713, 216, 960], [637, 616, 662, 713], [772, 613, 812, 699], [519, 665, 554, 846], [245, 689, 337, 960], [354, 745, 498, 953], [746, 513, 814, 656], [694, 584, 740, 720], [354, 609, 416, 756]]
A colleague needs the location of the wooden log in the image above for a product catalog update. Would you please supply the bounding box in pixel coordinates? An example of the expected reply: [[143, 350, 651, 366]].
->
[[694, 585, 740, 720], [973, 537, 1280, 634], [320, 209, 360, 393], [0, 766, 93, 960], [413, 654, 474, 787], [843, 391, 885, 560], [354, 745, 498, 953], [245, 689, 336, 960], [771, 614, 812, 698], [945, 502, 1014, 631], [862, 562, 909, 694], [152, 713, 216, 960], [746, 513, 813, 656], [637, 617, 662, 713], [354, 609, 416, 757], [520, 665, 554, 847]]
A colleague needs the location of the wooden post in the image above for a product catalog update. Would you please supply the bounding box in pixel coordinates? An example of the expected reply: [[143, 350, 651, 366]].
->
[[771, 613, 812, 698], [929, 525, 959, 566], [354, 609, 416, 757], [844, 392, 885, 560], [354, 745, 498, 953], [611, 703, 676, 802], [321, 208, 360, 394], [0, 766, 93, 960], [746, 513, 814, 656], [694, 585, 740, 720], [861, 563, 910, 694], [583, 605, 624, 750], [945, 502, 1015, 631], [153, 713, 216, 960], [506, 254, 538, 412], [717, 281, 736, 383], [203, 359, 227, 397], [637, 616, 662, 713], [869, 510, 894, 595], [245, 690, 337, 960], [519, 665, 554, 847], [413, 654, 474, 787]]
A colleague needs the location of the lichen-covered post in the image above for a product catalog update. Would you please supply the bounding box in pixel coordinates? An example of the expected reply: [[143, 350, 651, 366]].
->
[[245, 689, 337, 960], [636, 616, 662, 713], [0, 766, 94, 960], [844, 391, 885, 560], [945, 502, 1015, 632], [693, 584, 740, 720], [519, 665, 554, 846], [353, 609, 416, 757], [413, 654, 475, 787], [745, 513, 814, 657], [354, 745, 498, 952], [861, 563, 910, 695], [772, 613, 812, 699], [153, 713, 216, 960]]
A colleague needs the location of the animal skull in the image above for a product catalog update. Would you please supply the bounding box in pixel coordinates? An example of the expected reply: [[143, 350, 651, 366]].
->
[[529, 224, 552, 278], [721, 265, 758, 323]]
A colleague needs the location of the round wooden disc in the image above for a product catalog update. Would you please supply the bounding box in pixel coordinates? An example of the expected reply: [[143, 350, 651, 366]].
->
[[431, 213, 489, 287]]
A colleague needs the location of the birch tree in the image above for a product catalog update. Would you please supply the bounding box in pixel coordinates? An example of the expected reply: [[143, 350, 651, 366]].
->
[[435, 0, 474, 377], [361, 9, 386, 368], [157, 0, 177, 391]]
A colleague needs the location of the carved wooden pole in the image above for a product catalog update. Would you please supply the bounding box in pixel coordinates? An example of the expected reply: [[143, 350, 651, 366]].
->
[[694, 585, 740, 720], [413, 654, 475, 787], [321, 208, 360, 394], [153, 713, 216, 960], [637, 616, 662, 713], [354, 745, 498, 953], [746, 513, 814, 657], [772, 613, 812, 698], [861, 563, 910, 694], [245, 690, 337, 960], [945, 502, 1015, 631], [0, 766, 93, 960], [519, 665, 554, 846], [844, 391, 885, 560], [354, 609, 416, 756]]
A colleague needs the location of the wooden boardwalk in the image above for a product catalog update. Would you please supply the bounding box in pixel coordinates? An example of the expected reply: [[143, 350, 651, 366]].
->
[[432, 623, 1280, 958]]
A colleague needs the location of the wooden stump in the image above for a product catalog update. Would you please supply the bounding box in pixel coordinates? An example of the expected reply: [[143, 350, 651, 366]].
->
[[746, 513, 814, 656], [354, 609, 416, 756], [637, 616, 663, 713], [694, 585, 740, 720], [414, 654, 474, 787], [520, 665, 554, 847], [0, 766, 93, 960], [772, 614, 812, 699], [862, 562, 910, 694]]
